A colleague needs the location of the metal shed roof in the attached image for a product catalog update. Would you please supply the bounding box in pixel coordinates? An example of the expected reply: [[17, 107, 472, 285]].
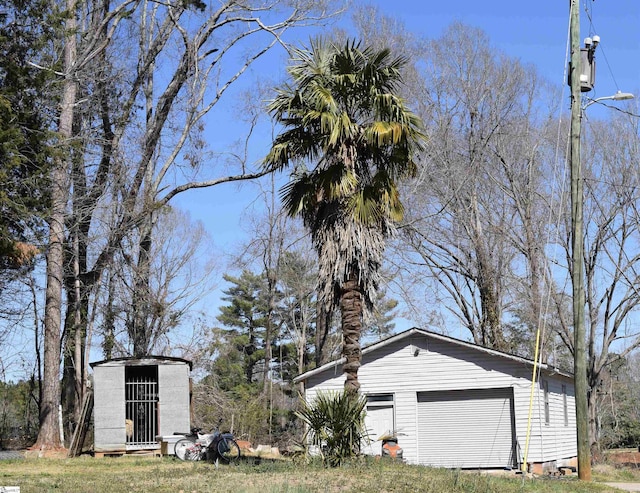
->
[[90, 355, 192, 370]]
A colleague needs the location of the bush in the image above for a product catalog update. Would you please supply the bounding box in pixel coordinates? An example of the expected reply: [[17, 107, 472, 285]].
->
[[191, 380, 298, 448], [295, 390, 368, 466]]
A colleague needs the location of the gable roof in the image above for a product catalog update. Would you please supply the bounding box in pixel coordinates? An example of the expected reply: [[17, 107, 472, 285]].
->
[[294, 327, 572, 383]]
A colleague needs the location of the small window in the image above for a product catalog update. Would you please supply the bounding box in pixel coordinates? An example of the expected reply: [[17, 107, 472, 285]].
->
[[366, 394, 394, 410], [562, 384, 568, 426], [543, 380, 550, 425], [367, 394, 394, 404]]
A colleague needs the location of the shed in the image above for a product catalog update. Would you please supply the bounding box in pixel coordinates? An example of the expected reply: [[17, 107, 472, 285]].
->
[[295, 328, 577, 472], [90, 356, 192, 456]]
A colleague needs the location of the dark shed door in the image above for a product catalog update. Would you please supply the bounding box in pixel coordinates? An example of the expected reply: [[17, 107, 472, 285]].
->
[[125, 365, 158, 448]]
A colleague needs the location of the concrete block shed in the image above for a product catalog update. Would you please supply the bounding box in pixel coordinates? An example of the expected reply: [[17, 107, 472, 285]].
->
[[90, 356, 191, 455], [294, 328, 577, 472]]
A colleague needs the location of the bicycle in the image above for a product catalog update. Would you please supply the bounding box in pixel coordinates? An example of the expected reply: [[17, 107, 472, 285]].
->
[[174, 422, 241, 463]]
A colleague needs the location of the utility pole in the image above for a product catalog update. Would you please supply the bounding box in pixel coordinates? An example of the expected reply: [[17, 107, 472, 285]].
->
[[569, 0, 591, 481]]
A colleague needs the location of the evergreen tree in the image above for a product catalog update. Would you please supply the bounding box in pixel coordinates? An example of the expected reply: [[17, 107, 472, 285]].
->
[[215, 270, 272, 385], [0, 0, 54, 268], [0, 378, 39, 448]]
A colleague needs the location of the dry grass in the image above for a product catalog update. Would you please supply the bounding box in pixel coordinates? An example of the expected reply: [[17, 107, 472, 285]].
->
[[0, 455, 627, 493]]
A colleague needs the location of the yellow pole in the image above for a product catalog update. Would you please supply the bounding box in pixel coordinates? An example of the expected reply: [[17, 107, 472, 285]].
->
[[522, 323, 543, 473]]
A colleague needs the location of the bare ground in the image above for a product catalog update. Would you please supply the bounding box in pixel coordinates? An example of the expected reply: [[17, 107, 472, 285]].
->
[[606, 450, 640, 469]]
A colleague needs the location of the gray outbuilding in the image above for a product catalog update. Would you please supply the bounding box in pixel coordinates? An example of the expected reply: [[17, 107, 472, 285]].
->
[[295, 328, 577, 472], [91, 356, 191, 456]]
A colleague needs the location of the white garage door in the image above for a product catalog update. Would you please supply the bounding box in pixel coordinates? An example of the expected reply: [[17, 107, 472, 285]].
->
[[417, 388, 515, 469]]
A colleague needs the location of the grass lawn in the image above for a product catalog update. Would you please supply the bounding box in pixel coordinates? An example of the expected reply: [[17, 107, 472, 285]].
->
[[0, 455, 632, 493]]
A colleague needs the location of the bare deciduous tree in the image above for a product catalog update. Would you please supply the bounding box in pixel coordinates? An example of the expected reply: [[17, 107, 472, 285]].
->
[[559, 110, 640, 451], [34, 0, 344, 448], [101, 208, 218, 356], [397, 23, 552, 351]]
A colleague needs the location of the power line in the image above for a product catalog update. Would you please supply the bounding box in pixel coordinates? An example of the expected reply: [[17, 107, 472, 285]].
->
[[582, 0, 625, 94], [584, 100, 640, 119]]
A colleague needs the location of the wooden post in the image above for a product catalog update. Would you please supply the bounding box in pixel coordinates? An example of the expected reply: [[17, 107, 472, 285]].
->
[[569, 0, 591, 481]]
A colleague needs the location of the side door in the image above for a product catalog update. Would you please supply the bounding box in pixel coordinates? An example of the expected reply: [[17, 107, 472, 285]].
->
[[362, 394, 395, 456]]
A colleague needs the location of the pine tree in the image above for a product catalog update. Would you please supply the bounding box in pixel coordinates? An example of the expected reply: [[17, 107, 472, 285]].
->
[[215, 271, 271, 385], [0, 0, 53, 268]]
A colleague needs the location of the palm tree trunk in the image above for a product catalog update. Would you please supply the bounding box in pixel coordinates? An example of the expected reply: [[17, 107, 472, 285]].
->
[[340, 270, 363, 392], [315, 302, 331, 367]]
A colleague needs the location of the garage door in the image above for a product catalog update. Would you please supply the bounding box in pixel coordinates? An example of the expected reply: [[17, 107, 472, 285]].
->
[[417, 388, 516, 468]]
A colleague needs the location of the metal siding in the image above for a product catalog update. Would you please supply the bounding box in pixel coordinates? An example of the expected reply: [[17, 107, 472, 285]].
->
[[512, 379, 543, 464], [417, 388, 516, 468], [93, 366, 126, 450], [157, 363, 191, 437], [358, 338, 524, 466]]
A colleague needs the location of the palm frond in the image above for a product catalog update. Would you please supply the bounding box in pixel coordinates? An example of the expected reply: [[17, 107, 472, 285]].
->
[[266, 37, 425, 322], [280, 173, 317, 218]]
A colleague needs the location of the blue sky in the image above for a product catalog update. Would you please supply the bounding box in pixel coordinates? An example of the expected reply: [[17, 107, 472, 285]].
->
[[376, 0, 638, 95], [173, 0, 639, 337], [1, 1, 635, 380], [178, 0, 639, 238]]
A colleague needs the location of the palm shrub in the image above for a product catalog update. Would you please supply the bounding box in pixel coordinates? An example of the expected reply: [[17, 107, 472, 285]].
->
[[295, 390, 369, 466]]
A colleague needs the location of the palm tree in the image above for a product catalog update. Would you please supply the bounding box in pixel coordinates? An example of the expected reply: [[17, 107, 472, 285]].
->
[[265, 39, 425, 392]]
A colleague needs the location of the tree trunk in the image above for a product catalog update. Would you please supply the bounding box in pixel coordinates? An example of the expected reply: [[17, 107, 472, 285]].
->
[[34, 0, 77, 450], [340, 271, 363, 392], [245, 321, 257, 384], [470, 189, 505, 351], [102, 271, 116, 359], [263, 270, 276, 391], [61, 291, 78, 445], [298, 329, 307, 376], [129, 58, 157, 358], [28, 278, 43, 409], [130, 220, 153, 357], [588, 387, 600, 457], [62, 203, 89, 444], [315, 302, 330, 367], [477, 269, 505, 351], [61, 282, 87, 444]]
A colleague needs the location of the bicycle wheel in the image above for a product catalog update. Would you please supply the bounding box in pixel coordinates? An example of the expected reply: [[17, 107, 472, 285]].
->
[[174, 438, 196, 461], [217, 437, 241, 463]]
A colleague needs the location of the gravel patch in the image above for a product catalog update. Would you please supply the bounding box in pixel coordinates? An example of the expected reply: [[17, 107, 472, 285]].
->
[[603, 483, 640, 492], [0, 450, 25, 460]]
